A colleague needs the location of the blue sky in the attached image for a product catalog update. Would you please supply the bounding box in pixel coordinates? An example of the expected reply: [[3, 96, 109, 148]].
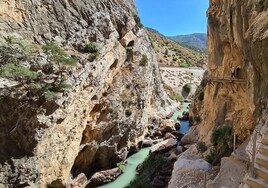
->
[[135, 0, 209, 36]]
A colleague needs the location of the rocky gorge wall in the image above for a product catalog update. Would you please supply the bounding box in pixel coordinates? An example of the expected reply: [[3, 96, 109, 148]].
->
[[0, 0, 176, 187], [171, 1, 268, 187], [188, 0, 268, 145]]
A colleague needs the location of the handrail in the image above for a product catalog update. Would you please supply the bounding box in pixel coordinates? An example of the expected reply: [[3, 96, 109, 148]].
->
[[208, 76, 247, 83]]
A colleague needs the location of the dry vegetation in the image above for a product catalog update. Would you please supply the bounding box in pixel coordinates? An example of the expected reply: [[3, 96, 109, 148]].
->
[[147, 28, 207, 68]]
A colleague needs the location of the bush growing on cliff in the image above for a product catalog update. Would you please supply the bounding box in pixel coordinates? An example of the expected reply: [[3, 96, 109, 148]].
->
[[43, 42, 76, 67], [206, 149, 216, 164], [84, 42, 99, 54], [211, 126, 232, 147], [196, 141, 207, 153], [194, 116, 202, 123], [170, 93, 184, 102], [208, 126, 233, 165], [182, 83, 191, 94], [133, 14, 143, 27], [44, 91, 59, 101], [122, 98, 133, 106], [139, 54, 148, 66], [0, 36, 37, 65], [0, 63, 38, 82], [125, 109, 132, 117]]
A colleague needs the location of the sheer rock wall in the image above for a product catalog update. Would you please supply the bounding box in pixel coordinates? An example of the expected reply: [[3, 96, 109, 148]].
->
[[0, 0, 175, 187]]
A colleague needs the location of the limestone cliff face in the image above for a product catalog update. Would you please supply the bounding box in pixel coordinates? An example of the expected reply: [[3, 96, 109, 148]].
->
[[189, 0, 268, 144], [0, 0, 174, 187]]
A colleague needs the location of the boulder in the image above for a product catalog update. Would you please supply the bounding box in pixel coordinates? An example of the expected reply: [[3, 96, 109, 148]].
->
[[152, 130, 162, 138], [159, 119, 176, 134], [164, 132, 176, 140], [67, 173, 87, 188], [168, 145, 211, 188], [142, 139, 153, 148], [88, 168, 122, 187], [175, 121, 181, 130], [170, 131, 184, 141], [150, 138, 177, 154]]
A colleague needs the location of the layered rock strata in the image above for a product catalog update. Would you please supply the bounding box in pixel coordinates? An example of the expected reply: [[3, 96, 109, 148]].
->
[[0, 0, 176, 187]]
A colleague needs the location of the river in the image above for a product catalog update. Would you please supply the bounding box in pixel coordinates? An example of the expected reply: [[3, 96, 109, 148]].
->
[[171, 101, 191, 134], [97, 147, 151, 188], [97, 101, 191, 188]]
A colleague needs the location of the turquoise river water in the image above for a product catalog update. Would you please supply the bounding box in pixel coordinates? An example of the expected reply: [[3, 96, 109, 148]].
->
[[97, 147, 151, 188], [98, 101, 191, 188]]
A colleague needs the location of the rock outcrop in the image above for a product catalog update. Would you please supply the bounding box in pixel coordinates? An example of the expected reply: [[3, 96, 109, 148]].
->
[[188, 0, 268, 150], [0, 0, 176, 187], [182, 0, 268, 187]]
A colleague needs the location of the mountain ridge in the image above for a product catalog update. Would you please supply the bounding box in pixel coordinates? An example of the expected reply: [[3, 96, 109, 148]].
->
[[168, 33, 207, 50]]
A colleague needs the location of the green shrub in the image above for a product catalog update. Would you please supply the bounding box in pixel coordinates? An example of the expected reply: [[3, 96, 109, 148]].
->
[[206, 149, 216, 164], [211, 126, 232, 147], [164, 49, 168, 56], [0, 63, 38, 81], [43, 42, 76, 66], [125, 109, 132, 117], [127, 155, 164, 188], [133, 14, 143, 27], [194, 116, 202, 123], [84, 42, 99, 54], [180, 59, 192, 68], [170, 93, 184, 102], [44, 91, 58, 101], [116, 161, 126, 171], [52, 80, 71, 92], [196, 141, 207, 153], [139, 54, 148, 66], [182, 84, 191, 94], [122, 99, 133, 106], [172, 57, 177, 62], [0, 36, 36, 64]]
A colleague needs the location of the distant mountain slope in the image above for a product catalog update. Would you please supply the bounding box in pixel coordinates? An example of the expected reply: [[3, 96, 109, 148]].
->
[[146, 28, 207, 68], [168, 33, 207, 50]]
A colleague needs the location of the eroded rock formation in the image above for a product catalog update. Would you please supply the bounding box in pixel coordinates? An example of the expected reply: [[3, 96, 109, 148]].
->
[[189, 0, 267, 146], [180, 0, 268, 187], [0, 0, 176, 187]]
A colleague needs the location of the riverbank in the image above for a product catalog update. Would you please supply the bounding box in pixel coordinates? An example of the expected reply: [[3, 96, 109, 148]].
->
[[89, 99, 192, 188], [97, 147, 151, 188]]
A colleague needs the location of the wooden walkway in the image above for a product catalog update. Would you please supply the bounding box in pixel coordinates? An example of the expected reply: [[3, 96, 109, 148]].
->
[[209, 76, 247, 84]]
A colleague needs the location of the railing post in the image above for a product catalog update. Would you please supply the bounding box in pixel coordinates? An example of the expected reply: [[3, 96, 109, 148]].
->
[[250, 130, 257, 178], [204, 171, 206, 188], [233, 133, 236, 151]]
